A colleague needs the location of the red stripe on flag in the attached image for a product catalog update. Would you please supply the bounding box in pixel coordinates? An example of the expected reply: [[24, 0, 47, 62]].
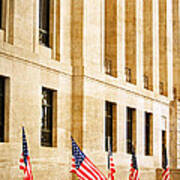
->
[[162, 167, 170, 180], [86, 157, 107, 180], [78, 167, 95, 180], [81, 161, 100, 180], [85, 158, 105, 180]]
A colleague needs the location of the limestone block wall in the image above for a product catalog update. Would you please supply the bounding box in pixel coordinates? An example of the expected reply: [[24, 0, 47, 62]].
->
[[0, 0, 73, 179], [0, 0, 175, 179], [0, 49, 72, 179], [169, 100, 178, 168], [81, 75, 170, 180], [173, 0, 180, 99]]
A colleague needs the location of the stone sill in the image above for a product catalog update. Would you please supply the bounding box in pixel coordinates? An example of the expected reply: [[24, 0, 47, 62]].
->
[[39, 44, 52, 59]]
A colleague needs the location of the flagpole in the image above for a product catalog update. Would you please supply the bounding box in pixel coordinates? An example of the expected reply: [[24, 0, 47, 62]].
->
[[108, 136, 111, 180]]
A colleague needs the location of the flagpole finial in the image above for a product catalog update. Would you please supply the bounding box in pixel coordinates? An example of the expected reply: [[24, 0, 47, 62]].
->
[[71, 136, 74, 142]]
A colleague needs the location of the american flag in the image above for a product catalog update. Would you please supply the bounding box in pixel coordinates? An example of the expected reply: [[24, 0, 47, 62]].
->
[[162, 148, 170, 180], [19, 127, 33, 180], [129, 147, 139, 180], [108, 152, 115, 180], [107, 144, 115, 180], [70, 137, 107, 180]]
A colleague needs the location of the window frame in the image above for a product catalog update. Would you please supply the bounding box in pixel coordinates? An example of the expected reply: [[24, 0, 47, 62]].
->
[[126, 107, 136, 154], [105, 101, 117, 152], [0, 75, 10, 143], [39, 0, 50, 47], [144, 112, 153, 156], [41, 87, 57, 147], [162, 130, 167, 167]]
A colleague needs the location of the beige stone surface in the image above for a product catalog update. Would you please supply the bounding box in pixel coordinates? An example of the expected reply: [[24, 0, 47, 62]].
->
[[0, 0, 177, 179]]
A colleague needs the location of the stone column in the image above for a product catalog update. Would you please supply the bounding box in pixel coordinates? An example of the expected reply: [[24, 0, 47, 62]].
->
[[169, 100, 177, 168], [173, 0, 180, 99], [136, 0, 144, 89], [117, 0, 126, 82], [71, 0, 84, 149], [153, 0, 160, 95], [167, 0, 173, 100]]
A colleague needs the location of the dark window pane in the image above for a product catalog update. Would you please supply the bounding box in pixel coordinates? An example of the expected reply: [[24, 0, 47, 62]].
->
[[105, 101, 113, 151], [0, 77, 5, 142], [39, 0, 50, 46], [145, 113, 150, 155], [41, 87, 53, 147], [162, 130, 166, 167], [127, 107, 134, 154]]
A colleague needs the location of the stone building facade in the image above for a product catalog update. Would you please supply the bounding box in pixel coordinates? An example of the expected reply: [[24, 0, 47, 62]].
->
[[169, 0, 180, 171], [0, 0, 177, 180]]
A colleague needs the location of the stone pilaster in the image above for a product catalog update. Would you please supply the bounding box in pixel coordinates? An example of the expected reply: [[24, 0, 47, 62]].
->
[[71, 0, 84, 149], [136, 0, 144, 89], [117, 0, 126, 82], [153, 0, 160, 95]]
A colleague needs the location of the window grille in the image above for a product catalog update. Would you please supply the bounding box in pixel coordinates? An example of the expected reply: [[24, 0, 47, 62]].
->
[[41, 87, 53, 147], [105, 101, 113, 151], [127, 107, 136, 154], [144, 75, 149, 89], [145, 112, 153, 155], [125, 67, 131, 83], [159, 82, 164, 95], [39, 0, 50, 47], [105, 59, 112, 76]]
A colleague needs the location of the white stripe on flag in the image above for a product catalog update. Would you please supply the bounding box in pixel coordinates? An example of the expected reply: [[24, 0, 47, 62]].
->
[[84, 159, 102, 180], [86, 157, 106, 180], [80, 163, 98, 180]]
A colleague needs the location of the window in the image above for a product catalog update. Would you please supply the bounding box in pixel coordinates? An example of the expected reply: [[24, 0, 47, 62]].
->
[[125, 0, 136, 84], [41, 87, 56, 147], [125, 67, 132, 83], [127, 107, 136, 154], [39, 0, 50, 47], [162, 130, 167, 167], [145, 112, 153, 156], [105, 0, 117, 77], [105, 101, 117, 152], [0, 76, 4, 142], [105, 59, 112, 75], [144, 75, 149, 89], [143, 0, 153, 91], [159, 82, 164, 95], [159, 0, 168, 96]]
